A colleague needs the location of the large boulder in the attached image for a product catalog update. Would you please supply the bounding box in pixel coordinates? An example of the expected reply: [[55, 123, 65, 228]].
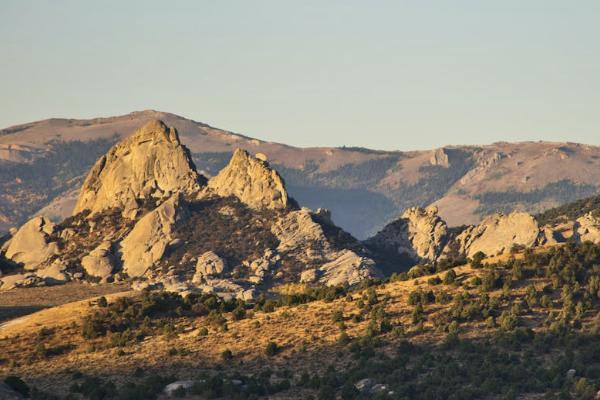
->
[[120, 195, 189, 277], [35, 259, 68, 283], [208, 148, 288, 210], [193, 251, 227, 281], [457, 211, 540, 257], [317, 250, 379, 286], [81, 241, 115, 279], [271, 208, 331, 255], [73, 119, 205, 217], [365, 206, 449, 262], [3, 216, 59, 270], [574, 213, 600, 244]]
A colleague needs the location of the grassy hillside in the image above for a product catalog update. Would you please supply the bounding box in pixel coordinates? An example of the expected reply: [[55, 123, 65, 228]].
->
[[1, 241, 599, 399]]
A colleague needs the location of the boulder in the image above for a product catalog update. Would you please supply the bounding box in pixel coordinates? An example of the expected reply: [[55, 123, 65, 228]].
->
[[318, 250, 378, 286], [237, 288, 257, 302], [574, 213, 600, 244], [429, 148, 450, 167], [120, 195, 189, 277], [73, 119, 205, 217], [3, 216, 59, 270], [193, 251, 227, 281], [35, 259, 68, 283], [163, 380, 194, 397], [366, 206, 449, 262], [208, 148, 288, 210], [457, 212, 540, 257], [272, 208, 331, 255], [300, 268, 317, 284], [81, 241, 115, 279], [0, 272, 43, 290], [355, 378, 375, 393]]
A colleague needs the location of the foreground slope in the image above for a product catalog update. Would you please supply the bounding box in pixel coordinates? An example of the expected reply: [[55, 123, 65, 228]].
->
[[2, 111, 600, 237], [0, 241, 598, 399]]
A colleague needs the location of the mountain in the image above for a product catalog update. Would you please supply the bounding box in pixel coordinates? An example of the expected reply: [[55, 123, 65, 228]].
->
[[2, 110, 600, 239], [1, 119, 600, 399]]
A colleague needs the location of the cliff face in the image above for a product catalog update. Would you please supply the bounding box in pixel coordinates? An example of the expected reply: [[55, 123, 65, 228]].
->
[[365, 206, 449, 263], [73, 120, 205, 217]]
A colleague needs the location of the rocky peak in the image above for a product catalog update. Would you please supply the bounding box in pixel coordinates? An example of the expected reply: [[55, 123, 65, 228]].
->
[[208, 148, 289, 210], [73, 119, 205, 217], [429, 148, 450, 167], [373, 205, 449, 262]]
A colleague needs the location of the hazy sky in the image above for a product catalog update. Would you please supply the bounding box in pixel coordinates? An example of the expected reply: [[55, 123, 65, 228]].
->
[[1, 1, 599, 150]]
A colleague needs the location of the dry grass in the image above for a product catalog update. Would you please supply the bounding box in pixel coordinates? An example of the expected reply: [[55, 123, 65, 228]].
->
[[0, 247, 596, 398]]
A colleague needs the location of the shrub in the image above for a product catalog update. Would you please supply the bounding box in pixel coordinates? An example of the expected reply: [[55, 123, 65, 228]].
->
[[332, 309, 344, 322], [444, 270, 457, 285], [471, 251, 486, 268], [428, 276, 442, 286], [265, 341, 279, 357], [232, 306, 246, 321], [97, 296, 108, 308], [221, 349, 233, 361], [498, 310, 519, 331]]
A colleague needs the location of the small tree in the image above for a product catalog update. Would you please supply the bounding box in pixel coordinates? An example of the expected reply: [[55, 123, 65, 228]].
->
[[265, 341, 279, 357], [444, 270, 457, 285], [221, 349, 233, 361], [471, 251, 486, 268]]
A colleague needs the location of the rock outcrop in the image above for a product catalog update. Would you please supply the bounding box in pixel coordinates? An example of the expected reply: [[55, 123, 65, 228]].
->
[[0, 120, 382, 293], [317, 250, 378, 286], [208, 149, 288, 210], [73, 120, 204, 217], [366, 206, 449, 262], [574, 213, 600, 244], [193, 251, 227, 282], [3, 216, 59, 270], [120, 195, 189, 277], [81, 241, 115, 279], [272, 208, 331, 255], [456, 212, 540, 257]]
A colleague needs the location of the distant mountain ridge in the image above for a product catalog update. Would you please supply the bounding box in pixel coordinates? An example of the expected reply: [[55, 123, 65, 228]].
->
[[1, 110, 600, 238]]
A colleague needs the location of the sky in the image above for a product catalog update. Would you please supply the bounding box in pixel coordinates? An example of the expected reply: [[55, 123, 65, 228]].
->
[[1, 1, 599, 151]]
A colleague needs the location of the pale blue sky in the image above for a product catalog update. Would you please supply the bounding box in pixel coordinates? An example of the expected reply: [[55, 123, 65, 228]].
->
[[1, 1, 599, 150]]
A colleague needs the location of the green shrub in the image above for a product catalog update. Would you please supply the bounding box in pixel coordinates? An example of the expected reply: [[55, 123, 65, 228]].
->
[[265, 341, 279, 357], [444, 269, 457, 285]]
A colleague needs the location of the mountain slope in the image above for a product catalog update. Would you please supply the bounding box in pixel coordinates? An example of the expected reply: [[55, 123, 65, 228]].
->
[[2, 110, 600, 238]]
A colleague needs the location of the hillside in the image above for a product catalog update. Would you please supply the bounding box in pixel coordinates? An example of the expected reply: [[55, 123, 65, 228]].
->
[[1, 111, 600, 238], [1, 242, 599, 399]]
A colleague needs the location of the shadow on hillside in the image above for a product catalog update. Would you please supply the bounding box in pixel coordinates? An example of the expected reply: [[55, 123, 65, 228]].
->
[[0, 305, 47, 323]]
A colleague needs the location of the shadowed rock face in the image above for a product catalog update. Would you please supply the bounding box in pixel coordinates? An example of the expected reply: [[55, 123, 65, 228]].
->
[[366, 206, 449, 263], [73, 119, 205, 217], [120, 195, 189, 278], [208, 149, 289, 210]]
